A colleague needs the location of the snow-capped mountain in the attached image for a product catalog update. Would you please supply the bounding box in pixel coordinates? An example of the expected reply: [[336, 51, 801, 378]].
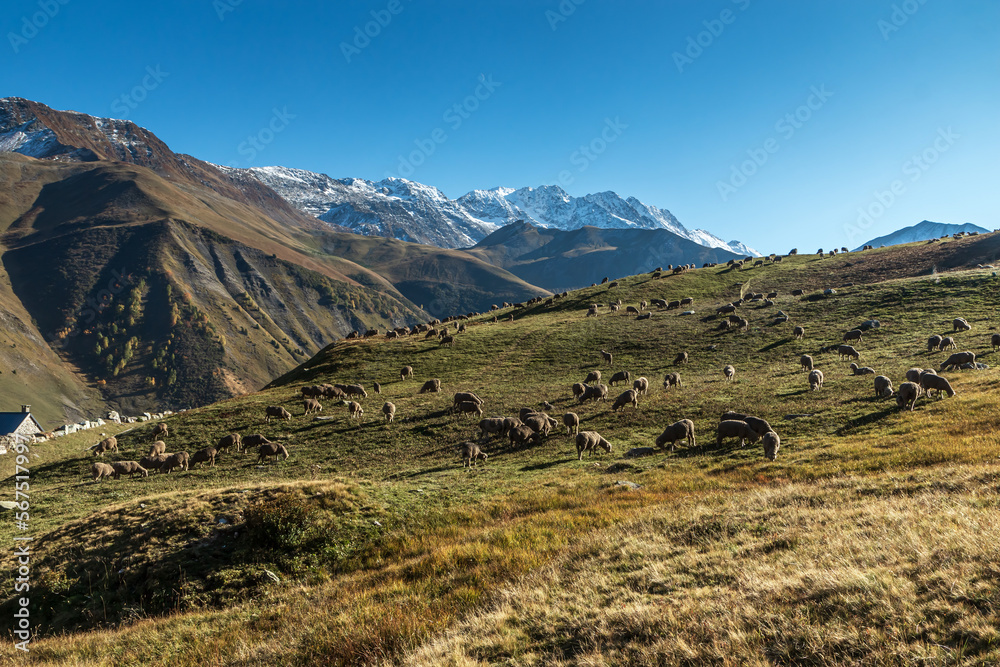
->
[[235, 165, 759, 255], [854, 220, 991, 251]]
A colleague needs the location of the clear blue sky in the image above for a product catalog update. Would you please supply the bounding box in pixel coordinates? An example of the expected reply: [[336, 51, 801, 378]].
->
[[3, 0, 998, 253]]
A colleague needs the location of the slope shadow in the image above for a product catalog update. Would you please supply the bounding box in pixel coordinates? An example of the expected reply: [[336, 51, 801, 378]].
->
[[837, 406, 897, 433]]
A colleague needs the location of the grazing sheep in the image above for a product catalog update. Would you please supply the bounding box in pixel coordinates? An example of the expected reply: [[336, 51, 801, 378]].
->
[[837, 345, 860, 361], [460, 442, 488, 468], [542, 401, 555, 411], [793, 326, 805, 339], [584, 370, 602, 384], [762, 431, 780, 461], [611, 389, 639, 412], [717, 304, 737, 315], [920, 372, 956, 398], [575, 431, 612, 460], [419, 379, 442, 393], [609, 370, 631, 386], [938, 336, 957, 351], [736, 317, 750, 331], [800, 354, 814, 371], [717, 420, 762, 447], [345, 401, 364, 420], [896, 381, 921, 411], [373, 382, 381, 394], [927, 335, 943, 352], [303, 398, 323, 415], [992, 333, 1000, 351], [440, 335, 456, 347], [673, 351, 689, 365], [191, 447, 218, 468], [941, 351, 976, 371], [849, 363, 876, 376], [953, 317, 972, 332], [400, 365, 414, 380], [843, 329, 863, 343], [663, 373, 682, 390], [906, 368, 925, 383], [501, 417, 522, 436], [455, 401, 484, 418], [625, 305, 639, 315], [257, 443, 290, 464], [563, 412, 580, 435], [453, 392, 484, 408], [579, 383, 610, 403], [148, 440, 167, 457], [586, 304, 599, 317], [509, 424, 540, 447], [719, 413, 772, 438], [321, 385, 347, 399], [382, 402, 396, 423], [152, 423, 168, 440], [91, 462, 115, 481], [600, 349, 613, 365], [723, 365, 735, 381], [873, 375, 894, 399], [93, 436, 118, 456], [572, 382, 588, 399], [655, 419, 696, 451], [478, 417, 505, 439], [524, 414, 557, 436], [217, 433, 242, 454], [160, 452, 190, 473], [680, 297, 694, 306], [139, 454, 168, 473], [632, 377, 649, 395], [344, 384, 368, 398], [265, 406, 292, 423], [808, 369, 824, 390], [791, 289, 805, 296]]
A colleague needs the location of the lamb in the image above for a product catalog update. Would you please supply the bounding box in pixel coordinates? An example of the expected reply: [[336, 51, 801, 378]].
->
[[600, 349, 613, 365], [993, 333, 1000, 351], [345, 401, 364, 420], [191, 447, 218, 468], [761, 431, 781, 461], [632, 377, 649, 395], [611, 389, 639, 412], [303, 398, 323, 415], [400, 365, 414, 380], [455, 401, 484, 418], [257, 443, 290, 464], [896, 381, 921, 411], [160, 452, 190, 473], [609, 370, 631, 386], [793, 326, 805, 339], [152, 423, 168, 440], [344, 384, 368, 398], [673, 351, 689, 365], [382, 402, 396, 423], [563, 412, 580, 435], [578, 383, 609, 403], [419, 379, 442, 393], [920, 372, 956, 398], [575, 431, 612, 460], [509, 424, 540, 447], [873, 375, 894, 399], [93, 436, 118, 456], [584, 370, 602, 384], [953, 317, 971, 332], [905, 368, 925, 383], [800, 354, 814, 371], [453, 392, 484, 408], [837, 345, 860, 361], [938, 336, 957, 351], [663, 373, 682, 390], [941, 351, 976, 371], [654, 419, 696, 451], [849, 363, 876, 376], [843, 329, 863, 342], [723, 365, 735, 381], [148, 440, 167, 457], [217, 433, 242, 454], [139, 454, 168, 472], [808, 369, 824, 390], [265, 406, 292, 423], [478, 417, 505, 439], [927, 335, 943, 352], [91, 462, 115, 481], [717, 420, 762, 447], [460, 442, 488, 468]]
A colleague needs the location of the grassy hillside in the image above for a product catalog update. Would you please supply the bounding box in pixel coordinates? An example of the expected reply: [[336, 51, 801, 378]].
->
[[4, 237, 1000, 665]]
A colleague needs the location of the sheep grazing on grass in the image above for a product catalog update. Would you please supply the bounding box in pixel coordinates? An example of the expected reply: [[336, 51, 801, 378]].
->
[[717, 420, 762, 447], [673, 351, 689, 365], [655, 419, 695, 451], [584, 370, 602, 384], [265, 406, 292, 423], [793, 326, 805, 339], [600, 349, 613, 365], [91, 462, 115, 482], [440, 335, 455, 348], [93, 436, 118, 456], [303, 398, 323, 415], [792, 289, 805, 296], [217, 433, 242, 454], [160, 452, 189, 473], [344, 384, 368, 398], [579, 384, 610, 403], [953, 317, 972, 332], [611, 389, 639, 412], [680, 297, 694, 306], [148, 440, 166, 457], [837, 345, 860, 361], [905, 368, 924, 383], [927, 335, 943, 352], [920, 372, 956, 398], [896, 381, 921, 411], [720, 413, 773, 438], [800, 354, 814, 371], [586, 305, 598, 317], [542, 401, 555, 411], [460, 442, 488, 468], [632, 377, 649, 395], [242, 434, 271, 450], [111, 460, 149, 479], [191, 447, 218, 468], [723, 365, 735, 381], [563, 412, 580, 435], [572, 382, 588, 399], [941, 351, 976, 371], [257, 443, 290, 464], [373, 382, 381, 394], [736, 317, 750, 331], [938, 337, 957, 351], [455, 401, 484, 418], [382, 402, 396, 423], [419, 379, 442, 394], [874, 375, 894, 399], [663, 373, 682, 390], [717, 304, 737, 315], [509, 424, 540, 448], [762, 431, 781, 461], [139, 455, 168, 473], [849, 363, 876, 376], [843, 329, 863, 343], [453, 392, 484, 408], [344, 401, 364, 420], [400, 365, 414, 380], [152, 423, 168, 440], [992, 333, 1000, 351], [625, 306, 639, 315], [524, 413, 558, 436], [808, 369, 824, 390], [501, 417, 522, 436], [575, 431, 612, 460], [609, 370, 631, 386], [478, 417, 505, 439]]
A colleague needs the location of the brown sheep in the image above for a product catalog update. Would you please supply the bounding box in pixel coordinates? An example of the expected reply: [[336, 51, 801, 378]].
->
[[632, 377, 649, 395], [303, 398, 323, 415], [93, 436, 118, 456], [191, 447, 218, 468], [563, 412, 580, 435], [720, 413, 773, 438], [344, 401, 364, 420], [524, 414, 557, 436], [920, 372, 956, 398], [584, 370, 602, 384], [572, 382, 588, 399], [586, 304, 598, 317], [896, 381, 921, 411], [762, 431, 780, 461], [344, 384, 368, 398], [663, 373, 682, 390], [792, 289, 805, 296], [440, 335, 456, 347], [579, 383, 609, 403], [217, 433, 242, 454], [501, 417, 522, 436], [938, 336, 957, 351], [382, 402, 396, 423], [242, 434, 271, 450], [808, 369, 824, 390], [419, 378, 442, 393], [717, 420, 762, 447], [843, 329, 863, 343], [321, 385, 347, 399], [941, 351, 975, 371], [400, 365, 414, 380], [139, 454, 168, 472], [673, 351, 689, 365], [837, 345, 860, 361], [575, 431, 612, 460], [160, 452, 190, 473], [927, 335, 943, 352], [849, 363, 876, 376], [611, 389, 639, 412], [148, 440, 167, 457], [905, 368, 924, 383], [609, 370, 631, 386], [680, 297, 694, 306], [373, 382, 382, 394], [152, 423, 168, 440], [992, 333, 1000, 351], [953, 317, 971, 332], [453, 392, 484, 408], [478, 417, 505, 439], [717, 304, 737, 315], [793, 325, 805, 339], [874, 375, 893, 399], [455, 401, 484, 419], [723, 365, 735, 381], [265, 406, 292, 423], [91, 462, 115, 481], [625, 305, 639, 315], [509, 424, 540, 447], [257, 443, 289, 464], [655, 419, 696, 451], [600, 349, 613, 365], [800, 354, 814, 371], [460, 442, 487, 468]]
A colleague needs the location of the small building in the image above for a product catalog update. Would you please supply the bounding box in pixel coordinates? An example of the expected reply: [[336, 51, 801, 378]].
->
[[0, 405, 44, 441]]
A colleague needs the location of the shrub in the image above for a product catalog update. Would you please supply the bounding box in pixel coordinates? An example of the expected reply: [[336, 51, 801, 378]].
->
[[244, 495, 316, 550]]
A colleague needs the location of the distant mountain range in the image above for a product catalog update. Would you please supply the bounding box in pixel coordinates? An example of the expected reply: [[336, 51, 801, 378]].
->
[[856, 220, 991, 251], [228, 165, 760, 255]]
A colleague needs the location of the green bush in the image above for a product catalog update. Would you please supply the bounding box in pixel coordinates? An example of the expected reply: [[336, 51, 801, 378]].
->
[[244, 495, 316, 550]]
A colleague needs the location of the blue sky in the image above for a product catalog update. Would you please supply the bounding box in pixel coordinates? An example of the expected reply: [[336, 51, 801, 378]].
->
[[3, 0, 998, 253]]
